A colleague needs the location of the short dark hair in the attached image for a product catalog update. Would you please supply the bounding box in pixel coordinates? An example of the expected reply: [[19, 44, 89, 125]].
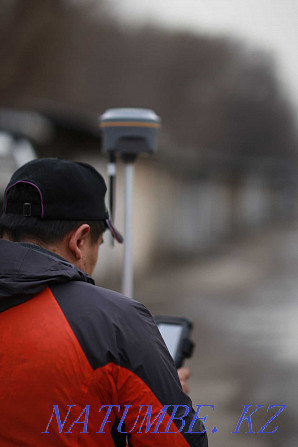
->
[[0, 183, 106, 244]]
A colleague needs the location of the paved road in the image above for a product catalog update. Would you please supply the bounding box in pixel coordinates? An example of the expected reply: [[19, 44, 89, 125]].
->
[[134, 222, 298, 447]]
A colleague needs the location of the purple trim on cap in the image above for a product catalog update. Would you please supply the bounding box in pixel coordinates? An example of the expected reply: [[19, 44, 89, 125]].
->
[[4, 180, 45, 217], [106, 218, 124, 243]]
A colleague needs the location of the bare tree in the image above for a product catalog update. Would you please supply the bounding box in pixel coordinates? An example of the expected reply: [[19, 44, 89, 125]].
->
[[0, 0, 297, 164]]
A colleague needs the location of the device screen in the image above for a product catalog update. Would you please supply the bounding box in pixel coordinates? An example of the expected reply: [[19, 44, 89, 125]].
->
[[157, 323, 183, 360]]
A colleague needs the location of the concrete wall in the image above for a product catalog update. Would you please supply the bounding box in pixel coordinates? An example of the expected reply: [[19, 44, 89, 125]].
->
[[81, 154, 295, 284]]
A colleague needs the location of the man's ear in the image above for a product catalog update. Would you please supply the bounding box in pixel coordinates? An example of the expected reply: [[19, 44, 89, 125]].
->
[[68, 224, 91, 260]]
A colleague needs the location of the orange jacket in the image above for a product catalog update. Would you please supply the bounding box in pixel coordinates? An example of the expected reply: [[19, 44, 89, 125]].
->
[[0, 240, 208, 446]]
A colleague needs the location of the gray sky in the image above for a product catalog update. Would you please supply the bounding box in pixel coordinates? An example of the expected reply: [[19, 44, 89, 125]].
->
[[110, 0, 298, 116]]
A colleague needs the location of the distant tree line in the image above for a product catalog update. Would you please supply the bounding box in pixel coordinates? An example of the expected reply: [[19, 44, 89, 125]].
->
[[0, 0, 297, 173]]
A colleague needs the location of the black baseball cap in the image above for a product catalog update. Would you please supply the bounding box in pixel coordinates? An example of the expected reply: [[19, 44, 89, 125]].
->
[[3, 158, 123, 243]]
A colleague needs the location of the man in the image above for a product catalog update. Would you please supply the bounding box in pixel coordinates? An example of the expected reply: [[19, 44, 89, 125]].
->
[[0, 158, 208, 446]]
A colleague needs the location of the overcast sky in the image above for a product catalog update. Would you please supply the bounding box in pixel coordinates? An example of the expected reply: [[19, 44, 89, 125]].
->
[[110, 0, 298, 115]]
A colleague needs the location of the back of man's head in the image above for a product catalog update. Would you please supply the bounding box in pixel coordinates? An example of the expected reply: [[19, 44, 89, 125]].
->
[[0, 158, 122, 246]]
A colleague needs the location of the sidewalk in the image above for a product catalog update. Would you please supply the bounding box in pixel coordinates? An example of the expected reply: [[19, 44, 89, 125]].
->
[[135, 222, 298, 447]]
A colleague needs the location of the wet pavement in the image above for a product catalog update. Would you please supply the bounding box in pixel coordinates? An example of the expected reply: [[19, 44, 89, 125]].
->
[[133, 222, 298, 447]]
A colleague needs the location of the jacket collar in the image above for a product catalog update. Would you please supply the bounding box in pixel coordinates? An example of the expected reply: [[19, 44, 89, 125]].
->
[[0, 239, 94, 311]]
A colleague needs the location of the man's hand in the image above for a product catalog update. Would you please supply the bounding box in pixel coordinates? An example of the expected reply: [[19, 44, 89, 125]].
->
[[178, 367, 191, 394]]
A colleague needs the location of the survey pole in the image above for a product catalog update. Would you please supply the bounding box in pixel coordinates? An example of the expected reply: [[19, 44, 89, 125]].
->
[[122, 162, 135, 297]]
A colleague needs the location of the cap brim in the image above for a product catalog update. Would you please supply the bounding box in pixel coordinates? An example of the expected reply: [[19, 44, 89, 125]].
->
[[105, 218, 124, 243]]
